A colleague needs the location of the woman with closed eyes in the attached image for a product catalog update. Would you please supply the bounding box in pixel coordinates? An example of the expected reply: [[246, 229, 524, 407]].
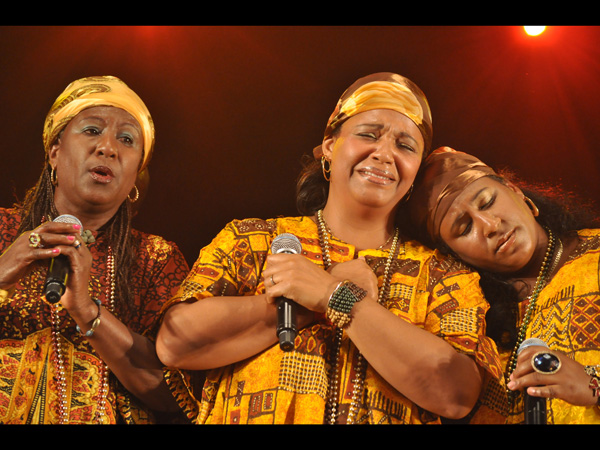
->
[[157, 74, 505, 424], [408, 146, 600, 423]]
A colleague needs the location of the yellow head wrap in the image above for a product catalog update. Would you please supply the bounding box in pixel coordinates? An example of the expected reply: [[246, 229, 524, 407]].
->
[[43, 76, 155, 172], [314, 72, 433, 159]]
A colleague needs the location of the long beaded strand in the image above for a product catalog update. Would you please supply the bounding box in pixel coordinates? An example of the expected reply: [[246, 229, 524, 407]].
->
[[317, 209, 399, 424], [504, 228, 559, 404], [50, 247, 115, 424]]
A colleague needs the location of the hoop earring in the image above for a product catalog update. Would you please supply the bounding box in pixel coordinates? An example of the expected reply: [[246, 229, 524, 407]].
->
[[128, 185, 139, 203], [524, 196, 539, 217], [321, 156, 331, 182], [50, 166, 58, 187], [400, 184, 414, 203]]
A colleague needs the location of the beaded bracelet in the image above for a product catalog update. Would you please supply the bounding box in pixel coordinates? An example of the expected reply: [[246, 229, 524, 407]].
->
[[76, 299, 102, 337], [584, 365, 600, 407], [326, 280, 367, 328]]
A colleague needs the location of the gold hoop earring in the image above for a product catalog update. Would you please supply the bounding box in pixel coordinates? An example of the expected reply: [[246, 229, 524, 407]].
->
[[321, 156, 331, 182], [50, 166, 58, 187], [128, 185, 139, 203], [401, 184, 414, 203], [524, 196, 539, 217]]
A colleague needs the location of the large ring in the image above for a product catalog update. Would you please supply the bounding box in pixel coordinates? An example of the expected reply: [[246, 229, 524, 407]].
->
[[532, 352, 561, 374], [28, 232, 42, 248], [74, 239, 82, 249]]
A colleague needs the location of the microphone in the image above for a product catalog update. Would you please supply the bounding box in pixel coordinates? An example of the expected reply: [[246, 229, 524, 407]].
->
[[44, 214, 82, 304], [271, 233, 302, 352], [517, 338, 548, 424]]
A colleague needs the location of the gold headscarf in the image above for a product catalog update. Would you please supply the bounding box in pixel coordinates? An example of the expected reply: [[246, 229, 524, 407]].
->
[[407, 147, 497, 245], [314, 72, 433, 159], [43, 76, 155, 172]]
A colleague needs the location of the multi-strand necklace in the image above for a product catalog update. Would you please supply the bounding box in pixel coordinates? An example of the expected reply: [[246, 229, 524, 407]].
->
[[504, 228, 562, 403], [50, 245, 114, 424], [316, 209, 399, 424]]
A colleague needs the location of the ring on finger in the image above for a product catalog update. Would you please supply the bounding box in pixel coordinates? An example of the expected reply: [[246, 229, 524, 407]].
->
[[271, 274, 276, 286], [28, 232, 42, 248], [531, 351, 562, 374], [74, 239, 82, 249]]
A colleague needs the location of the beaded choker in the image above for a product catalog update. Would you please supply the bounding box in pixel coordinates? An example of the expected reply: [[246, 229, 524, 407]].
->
[[316, 209, 399, 424]]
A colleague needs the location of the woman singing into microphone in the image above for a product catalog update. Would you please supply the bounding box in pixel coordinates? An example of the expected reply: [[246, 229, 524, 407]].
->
[[157, 73, 505, 424], [0, 76, 189, 424]]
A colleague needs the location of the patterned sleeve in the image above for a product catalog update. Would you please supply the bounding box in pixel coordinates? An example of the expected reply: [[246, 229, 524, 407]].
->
[[162, 219, 274, 312], [424, 252, 508, 422], [160, 219, 275, 423], [131, 232, 190, 340]]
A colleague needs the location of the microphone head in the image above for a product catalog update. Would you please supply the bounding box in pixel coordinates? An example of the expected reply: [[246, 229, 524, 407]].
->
[[53, 214, 83, 229], [517, 338, 548, 354], [271, 233, 302, 255]]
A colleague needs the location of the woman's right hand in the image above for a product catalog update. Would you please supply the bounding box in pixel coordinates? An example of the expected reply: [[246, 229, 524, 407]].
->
[[0, 221, 82, 289]]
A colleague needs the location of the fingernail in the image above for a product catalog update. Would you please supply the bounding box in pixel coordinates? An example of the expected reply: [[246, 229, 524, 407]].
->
[[67, 235, 75, 241], [73, 224, 81, 230], [52, 248, 60, 254]]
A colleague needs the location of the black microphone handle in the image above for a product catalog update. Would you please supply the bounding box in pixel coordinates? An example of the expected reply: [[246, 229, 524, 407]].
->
[[44, 254, 70, 304], [517, 338, 548, 425], [276, 297, 297, 351], [524, 392, 547, 425]]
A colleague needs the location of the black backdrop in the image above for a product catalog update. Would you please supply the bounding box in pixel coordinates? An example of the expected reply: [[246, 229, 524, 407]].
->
[[2, 25, 599, 266]]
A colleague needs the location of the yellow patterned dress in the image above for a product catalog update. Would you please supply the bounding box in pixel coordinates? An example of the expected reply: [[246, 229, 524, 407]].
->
[[164, 216, 506, 424], [504, 229, 600, 424], [0, 207, 190, 424]]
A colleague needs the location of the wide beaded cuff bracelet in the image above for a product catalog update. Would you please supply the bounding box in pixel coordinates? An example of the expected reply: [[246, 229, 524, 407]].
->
[[326, 280, 367, 329]]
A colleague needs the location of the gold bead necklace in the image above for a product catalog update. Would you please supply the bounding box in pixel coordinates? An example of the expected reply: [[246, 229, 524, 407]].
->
[[317, 209, 399, 424]]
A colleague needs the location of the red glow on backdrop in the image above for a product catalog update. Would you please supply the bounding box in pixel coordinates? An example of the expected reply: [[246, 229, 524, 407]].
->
[[1, 26, 600, 265]]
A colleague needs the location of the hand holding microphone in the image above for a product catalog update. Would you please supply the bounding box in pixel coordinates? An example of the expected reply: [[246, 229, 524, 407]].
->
[[44, 214, 84, 303], [514, 338, 559, 424]]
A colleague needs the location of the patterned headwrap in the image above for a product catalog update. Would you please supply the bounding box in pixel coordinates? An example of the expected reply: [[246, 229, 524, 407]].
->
[[43, 76, 155, 172], [313, 72, 433, 159], [407, 147, 497, 245]]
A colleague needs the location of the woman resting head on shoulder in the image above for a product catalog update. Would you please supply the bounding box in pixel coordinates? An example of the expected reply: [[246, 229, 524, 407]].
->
[[157, 74, 506, 425], [408, 146, 600, 424], [0, 76, 189, 424]]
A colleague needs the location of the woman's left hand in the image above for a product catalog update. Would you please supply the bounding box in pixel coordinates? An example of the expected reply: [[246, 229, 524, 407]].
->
[[508, 345, 598, 407], [327, 257, 379, 300]]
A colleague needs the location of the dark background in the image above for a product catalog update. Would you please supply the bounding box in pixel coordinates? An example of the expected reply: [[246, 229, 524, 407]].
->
[[1, 25, 599, 266]]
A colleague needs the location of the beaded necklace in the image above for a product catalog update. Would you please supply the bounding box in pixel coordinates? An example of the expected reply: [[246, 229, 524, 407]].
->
[[316, 209, 399, 424], [504, 228, 562, 404], [50, 246, 114, 424]]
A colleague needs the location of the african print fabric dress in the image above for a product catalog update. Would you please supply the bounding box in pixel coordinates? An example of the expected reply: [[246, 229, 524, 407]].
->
[[163, 216, 506, 424], [503, 229, 600, 424], [0, 207, 190, 424]]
